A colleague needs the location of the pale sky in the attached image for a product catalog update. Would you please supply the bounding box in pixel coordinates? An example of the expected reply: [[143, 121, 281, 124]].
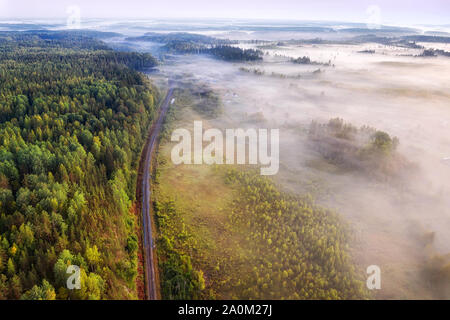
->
[[0, 0, 448, 25]]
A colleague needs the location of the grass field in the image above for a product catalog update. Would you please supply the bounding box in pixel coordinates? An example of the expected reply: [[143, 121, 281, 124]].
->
[[153, 98, 248, 298]]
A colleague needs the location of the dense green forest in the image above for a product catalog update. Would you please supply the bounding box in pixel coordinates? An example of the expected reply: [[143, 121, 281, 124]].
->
[[224, 169, 368, 299], [0, 32, 159, 299]]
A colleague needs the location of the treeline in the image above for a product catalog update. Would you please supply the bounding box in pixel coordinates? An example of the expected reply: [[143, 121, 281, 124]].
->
[[163, 41, 263, 62], [162, 40, 206, 54], [207, 46, 263, 62], [291, 56, 330, 66], [402, 35, 450, 44], [0, 32, 159, 299], [0, 31, 110, 51], [126, 32, 233, 45], [419, 49, 450, 57]]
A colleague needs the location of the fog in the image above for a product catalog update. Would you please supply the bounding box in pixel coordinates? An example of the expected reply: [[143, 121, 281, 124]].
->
[[110, 26, 450, 299]]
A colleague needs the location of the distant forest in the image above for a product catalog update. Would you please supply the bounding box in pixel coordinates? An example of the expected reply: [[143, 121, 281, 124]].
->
[[163, 42, 263, 62], [127, 32, 262, 62]]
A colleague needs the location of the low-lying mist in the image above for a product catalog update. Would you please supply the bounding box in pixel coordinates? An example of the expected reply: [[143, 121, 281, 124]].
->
[[125, 31, 450, 299]]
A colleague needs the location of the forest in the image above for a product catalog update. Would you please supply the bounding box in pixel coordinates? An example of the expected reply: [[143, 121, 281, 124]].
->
[[207, 46, 263, 62], [162, 41, 263, 61], [223, 169, 369, 299], [0, 32, 159, 299]]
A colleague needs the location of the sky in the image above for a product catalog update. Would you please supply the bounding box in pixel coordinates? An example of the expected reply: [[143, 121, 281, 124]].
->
[[0, 0, 448, 26]]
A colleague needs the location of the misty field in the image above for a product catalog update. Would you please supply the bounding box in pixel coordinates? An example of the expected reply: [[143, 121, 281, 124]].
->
[[139, 31, 450, 299]]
